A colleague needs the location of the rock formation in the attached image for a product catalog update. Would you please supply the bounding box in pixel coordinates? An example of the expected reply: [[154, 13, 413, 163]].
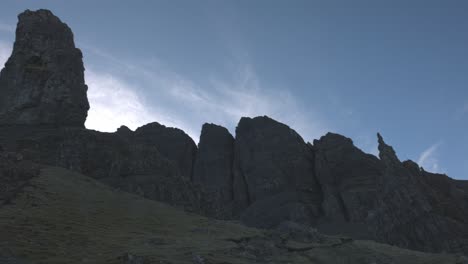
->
[[314, 133, 468, 253], [132, 122, 197, 179], [1, 8, 468, 256], [313, 133, 382, 238], [193, 123, 235, 218], [0, 9, 89, 126], [233, 116, 322, 228]]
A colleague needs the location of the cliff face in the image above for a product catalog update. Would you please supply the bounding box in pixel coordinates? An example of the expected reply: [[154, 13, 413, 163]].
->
[[232, 116, 322, 228], [193, 123, 236, 218], [1, 9, 468, 256]]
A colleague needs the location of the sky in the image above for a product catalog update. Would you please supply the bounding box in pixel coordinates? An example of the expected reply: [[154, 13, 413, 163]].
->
[[0, 1, 467, 179]]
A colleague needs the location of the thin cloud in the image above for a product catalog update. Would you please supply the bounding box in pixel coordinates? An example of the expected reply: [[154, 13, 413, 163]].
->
[[417, 142, 443, 173], [82, 45, 329, 143]]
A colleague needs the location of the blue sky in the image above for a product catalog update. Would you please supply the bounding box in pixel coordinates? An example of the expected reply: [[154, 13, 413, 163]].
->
[[0, 1, 467, 179]]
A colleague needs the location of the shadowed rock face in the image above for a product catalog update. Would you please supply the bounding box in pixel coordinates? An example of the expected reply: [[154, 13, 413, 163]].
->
[[193, 123, 235, 218], [194, 123, 234, 190], [0, 126, 204, 213], [313, 133, 382, 236], [313, 133, 468, 253], [233, 116, 323, 228], [2, 8, 468, 257], [0, 9, 89, 127], [133, 122, 197, 179]]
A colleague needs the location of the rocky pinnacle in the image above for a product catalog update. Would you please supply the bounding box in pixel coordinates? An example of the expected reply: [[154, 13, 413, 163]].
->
[[0, 9, 89, 127]]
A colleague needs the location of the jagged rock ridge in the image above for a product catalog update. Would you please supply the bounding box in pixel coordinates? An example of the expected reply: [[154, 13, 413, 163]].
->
[[1, 9, 468, 256]]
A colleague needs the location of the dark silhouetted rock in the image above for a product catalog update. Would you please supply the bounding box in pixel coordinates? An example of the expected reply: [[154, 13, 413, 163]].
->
[[193, 123, 234, 189], [193, 123, 235, 218], [0, 126, 204, 212], [0, 9, 89, 127], [314, 133, 468, 254], [313, 133, 383, 238], [233, 116, 322, 228], [116, 125, 133, 138], [133, 122, 197, 179]]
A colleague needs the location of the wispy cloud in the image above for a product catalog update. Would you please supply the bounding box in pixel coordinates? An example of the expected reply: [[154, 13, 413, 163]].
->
[[417, 142, 443, 173], [82, 45, 329, 143]]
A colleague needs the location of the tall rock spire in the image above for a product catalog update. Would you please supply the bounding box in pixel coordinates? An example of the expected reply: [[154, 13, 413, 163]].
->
[[0, 9, 89, 127]]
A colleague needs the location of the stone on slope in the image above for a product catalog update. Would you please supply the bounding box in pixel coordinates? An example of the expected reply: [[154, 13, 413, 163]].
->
[[0, 9, 89, 127], [233, 116, 322, 228]]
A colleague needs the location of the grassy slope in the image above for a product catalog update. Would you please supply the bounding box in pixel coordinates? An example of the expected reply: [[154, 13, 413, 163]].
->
[[0, 166, 465, 264]]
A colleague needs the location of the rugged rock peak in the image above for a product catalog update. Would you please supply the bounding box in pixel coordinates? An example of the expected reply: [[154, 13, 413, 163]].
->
[[377, 133, 400, 165], [313, 132, 354, 149], [313, 131, 383, 225], [198, 123, 233, 143], [115, 125, 133, 137], [0, 9, 89, 127], [193, 123, 235, 218], [402, 160, 421, 176], [233, 115, 322, 228], [193, 123, 234, 188], [134, 122, 197, 179], [135, 122, 187, 136], [236, 116, 305, 142]]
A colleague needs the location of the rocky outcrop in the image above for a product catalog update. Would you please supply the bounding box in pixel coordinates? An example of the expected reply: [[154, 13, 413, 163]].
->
[[0, 9, 89, 127], [233, 116, 322, 228]]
